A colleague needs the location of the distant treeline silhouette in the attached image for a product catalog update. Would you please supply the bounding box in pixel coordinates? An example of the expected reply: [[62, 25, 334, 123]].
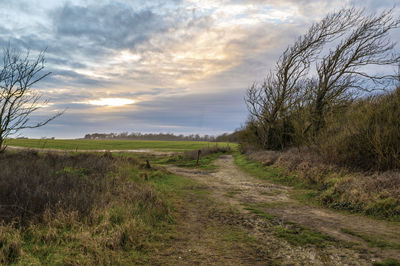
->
[[83, 132, 238, 142]]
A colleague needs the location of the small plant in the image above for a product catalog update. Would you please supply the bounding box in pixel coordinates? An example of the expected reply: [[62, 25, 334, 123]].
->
[[341, 228, 400, 250], [274, 225, 332, 248], [373, 259, 400, 266]]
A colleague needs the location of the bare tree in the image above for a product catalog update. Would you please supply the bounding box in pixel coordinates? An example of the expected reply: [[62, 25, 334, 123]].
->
[[311, 9, 400, 134], [245, 7, 400, 149], [245, 8, 361, 149], [0, 47, 63, 152]]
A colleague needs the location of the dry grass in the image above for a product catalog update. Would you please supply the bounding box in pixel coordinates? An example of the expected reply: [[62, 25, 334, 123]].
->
[[238, 88, 400, 220], [0, 151, 116, 225], [240, 88, 400, 172], [317, 89, 400, 171], [183, 144, 232, 160], [242, 148, 400, 220], [0, 151, 175, 264]]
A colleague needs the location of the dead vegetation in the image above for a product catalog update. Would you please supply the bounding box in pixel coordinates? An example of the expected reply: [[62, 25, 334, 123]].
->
[[0, 151, 115, 225], [241, 7, 400, 172], [183, 144, 232, 160], [242, 147, 400, 220], [0, 151, 173, 264]]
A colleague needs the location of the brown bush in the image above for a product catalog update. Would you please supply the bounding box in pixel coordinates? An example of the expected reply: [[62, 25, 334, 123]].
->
[[183, 144, 231, 160], [317, 88, 400, 171], [240, 87, 400, 171], [0, 151, 116, 225]]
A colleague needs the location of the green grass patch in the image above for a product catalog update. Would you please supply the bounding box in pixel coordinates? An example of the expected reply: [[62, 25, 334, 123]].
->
[[243, 206, 277, 221], [364, 198, 400, 221], [223, 227, 255, 243], [251, 201, 290, 209], [157, 150, 231, 170], [340, 228, 400, 250], [274, 225, 332, 248], [153, 172, 196, 196], [243, 205, 333, 247], [290, 189, 321, 206], [258, 190, 282, 196], [373, 259, 400, 266], [224, 189, 242, 198], [5, 138, 237, 152]]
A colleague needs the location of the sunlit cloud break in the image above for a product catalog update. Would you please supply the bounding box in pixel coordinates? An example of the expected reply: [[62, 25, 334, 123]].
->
[[0, 0, 398, 138], [87, 98, 136, 107]]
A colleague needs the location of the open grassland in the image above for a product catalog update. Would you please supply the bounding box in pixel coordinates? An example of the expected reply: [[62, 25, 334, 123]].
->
[[5, 138, 237, 152]]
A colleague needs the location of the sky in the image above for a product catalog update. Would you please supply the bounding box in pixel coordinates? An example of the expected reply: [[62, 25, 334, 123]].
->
[[0, 0, 399, 138]]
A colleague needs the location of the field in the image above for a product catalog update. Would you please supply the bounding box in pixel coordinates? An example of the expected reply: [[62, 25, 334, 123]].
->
[[1, 145, 399, 264], [5, 138, 237, 152]]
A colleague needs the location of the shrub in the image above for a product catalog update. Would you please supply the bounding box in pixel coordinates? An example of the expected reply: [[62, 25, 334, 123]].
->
[[0, 151, 116, 225], [183, 144, 231, 160], [318, 88, 400, 171]]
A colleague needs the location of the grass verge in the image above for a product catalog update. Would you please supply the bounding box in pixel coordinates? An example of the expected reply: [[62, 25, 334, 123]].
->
[[233, 153, 307, 188], [234, 152, 400, 222], [341, 228, 400, 250], [0, 151, 192, 265]]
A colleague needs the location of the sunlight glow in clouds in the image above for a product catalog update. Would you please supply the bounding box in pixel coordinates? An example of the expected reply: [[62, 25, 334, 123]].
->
[[87, 98, 136, 107], [1, 0, 397, 138]]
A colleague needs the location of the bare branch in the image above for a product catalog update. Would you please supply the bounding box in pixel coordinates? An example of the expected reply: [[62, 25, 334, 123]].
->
[[0, 46, 63, 151], [312, 8, 400, 133]]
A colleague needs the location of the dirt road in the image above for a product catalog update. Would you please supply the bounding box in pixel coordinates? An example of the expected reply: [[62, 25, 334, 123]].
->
[[163, 155, 400, 265]]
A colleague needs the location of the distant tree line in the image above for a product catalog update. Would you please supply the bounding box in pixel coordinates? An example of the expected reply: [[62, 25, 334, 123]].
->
[[83, 132, 238, 142], [214, 131, 240, 142]]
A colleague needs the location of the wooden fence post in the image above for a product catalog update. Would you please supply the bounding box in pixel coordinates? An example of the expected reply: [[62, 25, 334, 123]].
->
[[196, 150, 201, 166]]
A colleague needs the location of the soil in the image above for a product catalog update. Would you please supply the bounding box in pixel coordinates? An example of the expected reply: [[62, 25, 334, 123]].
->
[[159, 155, 400, 265]]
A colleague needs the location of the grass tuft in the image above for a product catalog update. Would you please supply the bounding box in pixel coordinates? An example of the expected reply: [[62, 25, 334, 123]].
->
[[274, 225, 332, 248], [373, 259, 400, 266], [340, 228, 400, 250]]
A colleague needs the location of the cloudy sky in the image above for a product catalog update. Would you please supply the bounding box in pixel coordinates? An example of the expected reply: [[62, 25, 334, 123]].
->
[[0, 0, 399, 138]]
